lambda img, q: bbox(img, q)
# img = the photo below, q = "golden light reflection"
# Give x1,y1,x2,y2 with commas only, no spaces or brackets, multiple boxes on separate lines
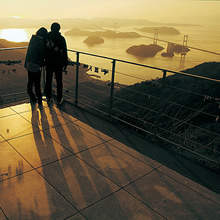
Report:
0,29,28,42
10,16,22,18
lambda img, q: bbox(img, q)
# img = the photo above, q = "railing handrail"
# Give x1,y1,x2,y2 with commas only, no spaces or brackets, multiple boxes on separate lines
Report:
68,48,220,83
0,46,219,171
0,47,28,51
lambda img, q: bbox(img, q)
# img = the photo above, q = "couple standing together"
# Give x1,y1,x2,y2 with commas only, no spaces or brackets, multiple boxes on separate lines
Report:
24,22,68,105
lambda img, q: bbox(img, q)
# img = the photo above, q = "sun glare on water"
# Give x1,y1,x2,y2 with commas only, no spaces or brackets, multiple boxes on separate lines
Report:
0,29,28,42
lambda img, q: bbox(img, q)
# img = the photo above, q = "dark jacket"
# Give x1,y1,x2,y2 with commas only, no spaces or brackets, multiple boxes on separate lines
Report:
24,35,45,68
45,31,68,67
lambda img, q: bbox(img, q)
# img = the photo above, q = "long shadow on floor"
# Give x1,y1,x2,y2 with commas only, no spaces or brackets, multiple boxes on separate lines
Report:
58,102,220,195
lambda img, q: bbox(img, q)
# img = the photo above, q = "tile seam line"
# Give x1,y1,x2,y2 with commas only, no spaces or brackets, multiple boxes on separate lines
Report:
121,163,219,219
119,160,220,207
75,154,126,187
36,170,87,219
75,153,159,191
29,149,130,219
69,120,115,141
2,139,87,218
26,139,113,170
45,106,80,123
10,107,32,115
33,166,87,218
0,206,9,220
0,112,17,118
122,186,168,219
108,140,220,203
34,139,114,170
121,165,164,189
1,138,113,182
2,111,73,142
108,140,162,169
69,188,122,217
73,183,167,220
41,103,82,124
41,119,113,143
16,110,72,131
1,139,42,176
7,103,112,143
79,151,220,214
0,132,74,183
0,156,164,219
8,103,68,124
156,168,220,206
1,107,42,141
74,139,114,154
0,169,36,183
11,105,109,144
39,128,113,156
0,130,39,142
45,103,116,141
64,212,89,220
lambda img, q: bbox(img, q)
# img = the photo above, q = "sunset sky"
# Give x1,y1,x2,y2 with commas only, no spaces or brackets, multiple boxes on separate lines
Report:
1,0,220,24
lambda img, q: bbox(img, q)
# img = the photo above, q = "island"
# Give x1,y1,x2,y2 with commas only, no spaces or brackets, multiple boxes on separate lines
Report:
65,28,141,38
161,42,190,57
126,44,164,57
83,36,104,45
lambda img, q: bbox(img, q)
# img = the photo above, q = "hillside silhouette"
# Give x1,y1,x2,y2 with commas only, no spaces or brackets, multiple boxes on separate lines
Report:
136,27,181,35
0,39,28,59
103,62,220,122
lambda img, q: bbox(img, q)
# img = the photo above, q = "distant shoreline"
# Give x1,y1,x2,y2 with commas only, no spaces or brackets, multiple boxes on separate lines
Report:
0,17,201,29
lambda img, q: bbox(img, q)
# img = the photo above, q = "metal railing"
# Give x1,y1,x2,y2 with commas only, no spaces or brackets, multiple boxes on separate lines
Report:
1,47,220,171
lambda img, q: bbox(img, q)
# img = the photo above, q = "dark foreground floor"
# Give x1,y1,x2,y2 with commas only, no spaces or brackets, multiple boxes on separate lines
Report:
0,100,220,220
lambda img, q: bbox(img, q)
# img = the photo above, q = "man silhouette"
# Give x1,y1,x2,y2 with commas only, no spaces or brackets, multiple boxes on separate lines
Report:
45,22,68,104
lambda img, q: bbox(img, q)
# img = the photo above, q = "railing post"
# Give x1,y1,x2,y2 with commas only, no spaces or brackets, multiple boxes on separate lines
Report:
109,59,116,120
42,66,46,89
154,70,167,137
75,52,80,106
42,66,47,98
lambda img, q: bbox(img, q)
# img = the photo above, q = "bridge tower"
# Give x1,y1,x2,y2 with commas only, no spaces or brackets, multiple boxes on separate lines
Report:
181,35,188,56
153,28,158,44
180,35,188,69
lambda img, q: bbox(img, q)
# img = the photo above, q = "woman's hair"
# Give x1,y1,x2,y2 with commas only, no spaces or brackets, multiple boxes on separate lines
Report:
36,27,48,39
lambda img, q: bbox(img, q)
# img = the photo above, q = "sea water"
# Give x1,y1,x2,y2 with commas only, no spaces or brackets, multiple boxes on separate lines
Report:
0,24,220,85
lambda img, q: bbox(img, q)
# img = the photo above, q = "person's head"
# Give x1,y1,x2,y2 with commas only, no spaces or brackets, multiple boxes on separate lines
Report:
36,27,48,41
51,22,61,33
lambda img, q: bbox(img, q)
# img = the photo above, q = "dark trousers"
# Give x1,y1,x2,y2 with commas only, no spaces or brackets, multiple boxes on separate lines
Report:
27,71,42,101
45,65,63,101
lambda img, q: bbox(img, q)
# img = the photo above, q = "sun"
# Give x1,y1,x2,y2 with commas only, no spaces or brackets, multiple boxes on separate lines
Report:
10,16,22,18
0,29,28,42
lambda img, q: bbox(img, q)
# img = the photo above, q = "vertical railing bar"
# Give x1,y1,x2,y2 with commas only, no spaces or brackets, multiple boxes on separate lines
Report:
154,70,167,137
109,59,116,120
75,52,80,106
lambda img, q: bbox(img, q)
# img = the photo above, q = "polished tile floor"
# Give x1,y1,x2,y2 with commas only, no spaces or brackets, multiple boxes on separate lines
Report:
0,101,220,220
